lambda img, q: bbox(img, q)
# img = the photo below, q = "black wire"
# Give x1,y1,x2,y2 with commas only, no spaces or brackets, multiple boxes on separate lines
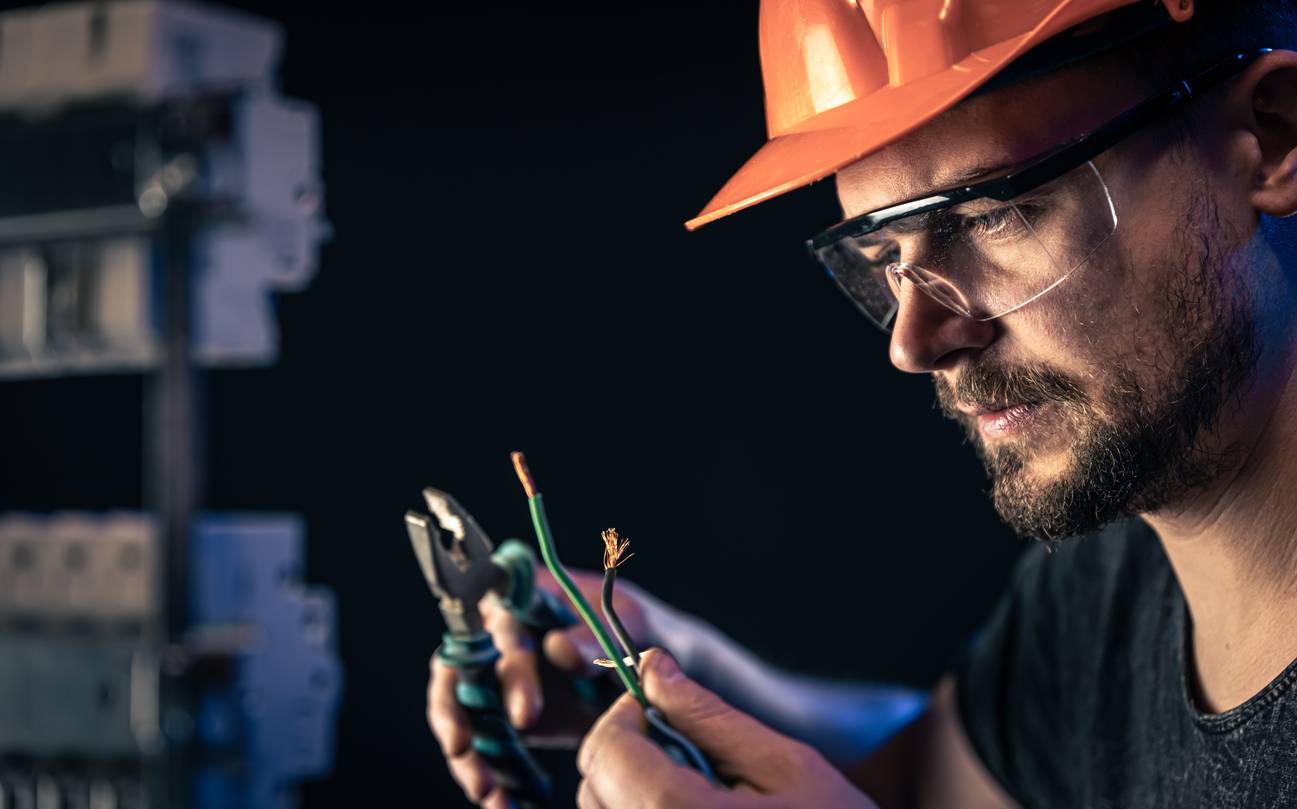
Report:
602,568,640,674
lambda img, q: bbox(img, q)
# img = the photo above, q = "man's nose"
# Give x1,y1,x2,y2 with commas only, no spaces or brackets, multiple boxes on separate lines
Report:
888,280,996,373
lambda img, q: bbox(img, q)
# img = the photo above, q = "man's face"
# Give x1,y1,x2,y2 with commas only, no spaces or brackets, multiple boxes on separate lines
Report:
835,62,1262,541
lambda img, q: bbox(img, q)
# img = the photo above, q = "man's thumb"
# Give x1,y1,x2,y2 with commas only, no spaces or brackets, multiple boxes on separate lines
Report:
639,649,791,781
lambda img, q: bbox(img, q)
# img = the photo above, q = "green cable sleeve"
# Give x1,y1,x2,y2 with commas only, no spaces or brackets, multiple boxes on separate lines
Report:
526,493,647,707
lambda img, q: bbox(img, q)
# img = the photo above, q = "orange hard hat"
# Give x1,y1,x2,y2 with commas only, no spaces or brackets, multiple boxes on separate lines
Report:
685,0,1197,231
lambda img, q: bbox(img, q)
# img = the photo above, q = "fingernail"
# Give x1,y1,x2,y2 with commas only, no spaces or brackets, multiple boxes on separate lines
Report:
650,651,681,682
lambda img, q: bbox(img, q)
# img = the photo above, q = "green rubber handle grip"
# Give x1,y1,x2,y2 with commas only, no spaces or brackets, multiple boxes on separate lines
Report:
439,633,551,808
493,539,574,630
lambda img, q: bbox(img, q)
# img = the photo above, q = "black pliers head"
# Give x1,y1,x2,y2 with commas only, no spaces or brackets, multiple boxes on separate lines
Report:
405,487,507,637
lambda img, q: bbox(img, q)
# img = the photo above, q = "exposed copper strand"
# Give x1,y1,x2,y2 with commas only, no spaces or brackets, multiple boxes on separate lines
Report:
601,528,634,571
511,451,537,498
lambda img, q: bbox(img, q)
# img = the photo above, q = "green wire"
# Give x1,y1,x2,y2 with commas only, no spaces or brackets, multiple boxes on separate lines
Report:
525,492,647,707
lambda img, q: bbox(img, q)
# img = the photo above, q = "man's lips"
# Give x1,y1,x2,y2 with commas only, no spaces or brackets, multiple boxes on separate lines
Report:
957,401,1045,438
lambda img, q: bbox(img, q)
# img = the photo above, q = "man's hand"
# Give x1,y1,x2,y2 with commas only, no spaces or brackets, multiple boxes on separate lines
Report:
427,566,651,808
576,650,881,809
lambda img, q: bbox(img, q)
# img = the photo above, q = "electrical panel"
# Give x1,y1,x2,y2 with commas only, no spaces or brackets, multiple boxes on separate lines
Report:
0,3,341,807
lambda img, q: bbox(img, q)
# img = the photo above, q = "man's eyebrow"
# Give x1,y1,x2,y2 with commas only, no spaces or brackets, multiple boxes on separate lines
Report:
856,158,1021,215
932,160,1018,190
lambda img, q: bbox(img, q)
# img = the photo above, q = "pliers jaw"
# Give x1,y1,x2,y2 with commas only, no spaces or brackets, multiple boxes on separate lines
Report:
405,487,506,637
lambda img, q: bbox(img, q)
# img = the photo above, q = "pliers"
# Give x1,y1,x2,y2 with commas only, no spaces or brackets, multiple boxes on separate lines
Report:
406,487,576,808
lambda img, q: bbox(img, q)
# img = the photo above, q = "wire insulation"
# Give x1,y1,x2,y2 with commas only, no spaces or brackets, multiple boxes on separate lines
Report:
602,569,641,673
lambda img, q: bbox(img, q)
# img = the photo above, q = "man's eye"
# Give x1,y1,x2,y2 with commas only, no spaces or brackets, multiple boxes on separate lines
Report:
961,207,1022,238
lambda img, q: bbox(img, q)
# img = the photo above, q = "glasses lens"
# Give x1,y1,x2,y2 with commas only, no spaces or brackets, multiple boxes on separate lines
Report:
815,161,1118,331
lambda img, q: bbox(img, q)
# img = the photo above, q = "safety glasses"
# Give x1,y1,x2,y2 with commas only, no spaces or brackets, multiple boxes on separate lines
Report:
807,49,1270,332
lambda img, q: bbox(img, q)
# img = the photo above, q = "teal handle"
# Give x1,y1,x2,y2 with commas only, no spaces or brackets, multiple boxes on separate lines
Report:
438,633,551,808
493,539,577,630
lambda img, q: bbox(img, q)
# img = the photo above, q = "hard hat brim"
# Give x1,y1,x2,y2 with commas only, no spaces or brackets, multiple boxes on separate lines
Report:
685,3,1099,231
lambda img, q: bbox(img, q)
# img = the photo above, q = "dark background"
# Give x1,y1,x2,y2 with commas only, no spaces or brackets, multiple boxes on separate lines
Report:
0,3,1027,806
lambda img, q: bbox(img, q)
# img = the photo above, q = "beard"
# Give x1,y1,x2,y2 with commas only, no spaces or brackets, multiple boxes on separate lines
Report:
935,200,1260,542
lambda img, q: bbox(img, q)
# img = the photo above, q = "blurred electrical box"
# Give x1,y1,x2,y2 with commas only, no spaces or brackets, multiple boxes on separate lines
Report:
0,2,340,807
0,0,328,377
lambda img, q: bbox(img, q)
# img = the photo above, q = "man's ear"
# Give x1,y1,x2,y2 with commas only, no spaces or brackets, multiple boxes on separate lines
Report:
1242,52,1297,218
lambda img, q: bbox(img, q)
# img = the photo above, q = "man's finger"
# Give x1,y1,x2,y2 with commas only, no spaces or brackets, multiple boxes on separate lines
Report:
542,625,604,676
577,692,726,809
429,656,471,757
447,750,496,804
637,649,812,792
482,598,544,728
576,779,607,809
481,786,513,809
576,691,644,776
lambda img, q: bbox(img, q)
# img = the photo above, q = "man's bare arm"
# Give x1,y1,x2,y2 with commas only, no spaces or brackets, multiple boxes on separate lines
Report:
644,589,926,767
848,677,1017,809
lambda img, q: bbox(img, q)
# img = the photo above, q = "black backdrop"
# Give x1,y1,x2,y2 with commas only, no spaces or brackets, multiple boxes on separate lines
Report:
0,3,1029,806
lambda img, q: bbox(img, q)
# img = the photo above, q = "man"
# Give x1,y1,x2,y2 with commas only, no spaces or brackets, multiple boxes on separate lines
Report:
429,0,1297,805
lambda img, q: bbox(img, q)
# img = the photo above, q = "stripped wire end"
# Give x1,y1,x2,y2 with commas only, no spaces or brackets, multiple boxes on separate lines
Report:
593,654,644,669
511,451,537,498
601,528,634,571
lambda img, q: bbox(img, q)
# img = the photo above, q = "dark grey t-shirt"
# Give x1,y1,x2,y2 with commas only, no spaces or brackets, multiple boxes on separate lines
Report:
957,519,1297,808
